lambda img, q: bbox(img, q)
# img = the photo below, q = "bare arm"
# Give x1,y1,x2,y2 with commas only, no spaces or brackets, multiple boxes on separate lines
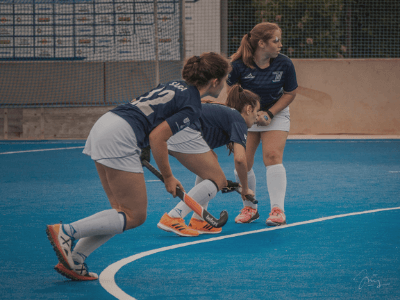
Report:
269,89,297,115
256,89,297,126
149,121,185,197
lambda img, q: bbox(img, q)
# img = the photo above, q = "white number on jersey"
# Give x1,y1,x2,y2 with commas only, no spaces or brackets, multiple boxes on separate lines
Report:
169,82,187,91
130,87,175,116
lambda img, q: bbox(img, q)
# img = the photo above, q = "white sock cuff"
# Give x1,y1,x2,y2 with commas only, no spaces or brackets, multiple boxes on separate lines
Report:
266,164,285,172
188,179,218,203
234,169,255,181
235,168,255,179
70,209,125,239
195,176,204,185
243,200,257,209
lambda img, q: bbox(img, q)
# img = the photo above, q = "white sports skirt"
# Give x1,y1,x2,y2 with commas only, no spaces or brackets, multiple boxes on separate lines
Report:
83,112,144,173
249,106,290,132
167,127,211,154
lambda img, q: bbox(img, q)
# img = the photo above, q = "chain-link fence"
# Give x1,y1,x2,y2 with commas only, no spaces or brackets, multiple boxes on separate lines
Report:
228,0,400,58
1,0,399,108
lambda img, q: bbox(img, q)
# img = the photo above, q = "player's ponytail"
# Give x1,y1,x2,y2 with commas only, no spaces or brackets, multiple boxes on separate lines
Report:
230,22,281,68
226,84,259,113
182,52,230,89
231,33,255,68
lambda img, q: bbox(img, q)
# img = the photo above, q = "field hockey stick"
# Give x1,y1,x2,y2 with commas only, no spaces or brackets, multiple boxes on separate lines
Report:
140,155,228,228
222,180,258,204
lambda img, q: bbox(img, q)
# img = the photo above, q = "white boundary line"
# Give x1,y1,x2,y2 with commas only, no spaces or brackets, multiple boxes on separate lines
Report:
1,138,398,155
0,147,164,183
0,146,85,155
99,206,400,300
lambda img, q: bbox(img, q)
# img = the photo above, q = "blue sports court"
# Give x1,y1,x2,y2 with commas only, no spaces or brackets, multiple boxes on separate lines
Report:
1,138,399,299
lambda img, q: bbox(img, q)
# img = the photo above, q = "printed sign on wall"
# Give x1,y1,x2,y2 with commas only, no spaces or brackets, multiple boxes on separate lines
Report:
0,0,181,61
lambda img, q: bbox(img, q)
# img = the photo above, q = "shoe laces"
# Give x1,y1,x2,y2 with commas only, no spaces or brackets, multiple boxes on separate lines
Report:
166,214,185,224
74,261,89,275
240,206,255,215
172,218,186,226
270,207,283,216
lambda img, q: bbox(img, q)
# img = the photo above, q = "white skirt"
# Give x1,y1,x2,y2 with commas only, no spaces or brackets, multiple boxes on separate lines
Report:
167,127,211,154
249,106,290,132
83,112,143,173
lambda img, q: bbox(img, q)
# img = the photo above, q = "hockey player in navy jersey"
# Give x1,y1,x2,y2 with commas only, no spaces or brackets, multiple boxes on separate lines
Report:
227,22,298,226
157,85,260,237
45,52,230,280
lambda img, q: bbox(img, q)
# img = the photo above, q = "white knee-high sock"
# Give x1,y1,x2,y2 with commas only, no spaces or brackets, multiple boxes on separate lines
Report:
168,177,201,219
194,175,204,185
266,164,286,211
234,168,257,209
191,175,209,217
190,179,218,220
63,209,125,239
72,234,114,264
168,179,218,220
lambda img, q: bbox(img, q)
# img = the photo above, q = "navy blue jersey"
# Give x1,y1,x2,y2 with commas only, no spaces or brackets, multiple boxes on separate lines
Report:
190,103,248,150
112,81,202,148
227,54,298,111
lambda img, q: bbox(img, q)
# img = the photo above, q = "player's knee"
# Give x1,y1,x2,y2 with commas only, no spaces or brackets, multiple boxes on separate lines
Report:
211,176,226,191
218,179,227,191
125,210,147,230
263,150,282,165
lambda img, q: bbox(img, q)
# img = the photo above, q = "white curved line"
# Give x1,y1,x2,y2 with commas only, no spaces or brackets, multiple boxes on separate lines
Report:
100,206,400,300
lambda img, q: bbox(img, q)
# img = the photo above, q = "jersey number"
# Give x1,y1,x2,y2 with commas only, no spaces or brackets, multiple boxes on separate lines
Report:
130,87,175,116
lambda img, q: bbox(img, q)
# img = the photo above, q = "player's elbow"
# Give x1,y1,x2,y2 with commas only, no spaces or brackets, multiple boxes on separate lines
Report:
285,89,297,101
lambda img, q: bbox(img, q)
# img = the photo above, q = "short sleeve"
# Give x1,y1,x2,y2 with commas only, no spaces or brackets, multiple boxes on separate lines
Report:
165,106,201,135
283,61,298,92
229,121,248,149
227,62,240,86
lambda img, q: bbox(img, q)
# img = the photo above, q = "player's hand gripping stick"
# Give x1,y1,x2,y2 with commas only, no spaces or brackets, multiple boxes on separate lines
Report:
221,180,258,204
